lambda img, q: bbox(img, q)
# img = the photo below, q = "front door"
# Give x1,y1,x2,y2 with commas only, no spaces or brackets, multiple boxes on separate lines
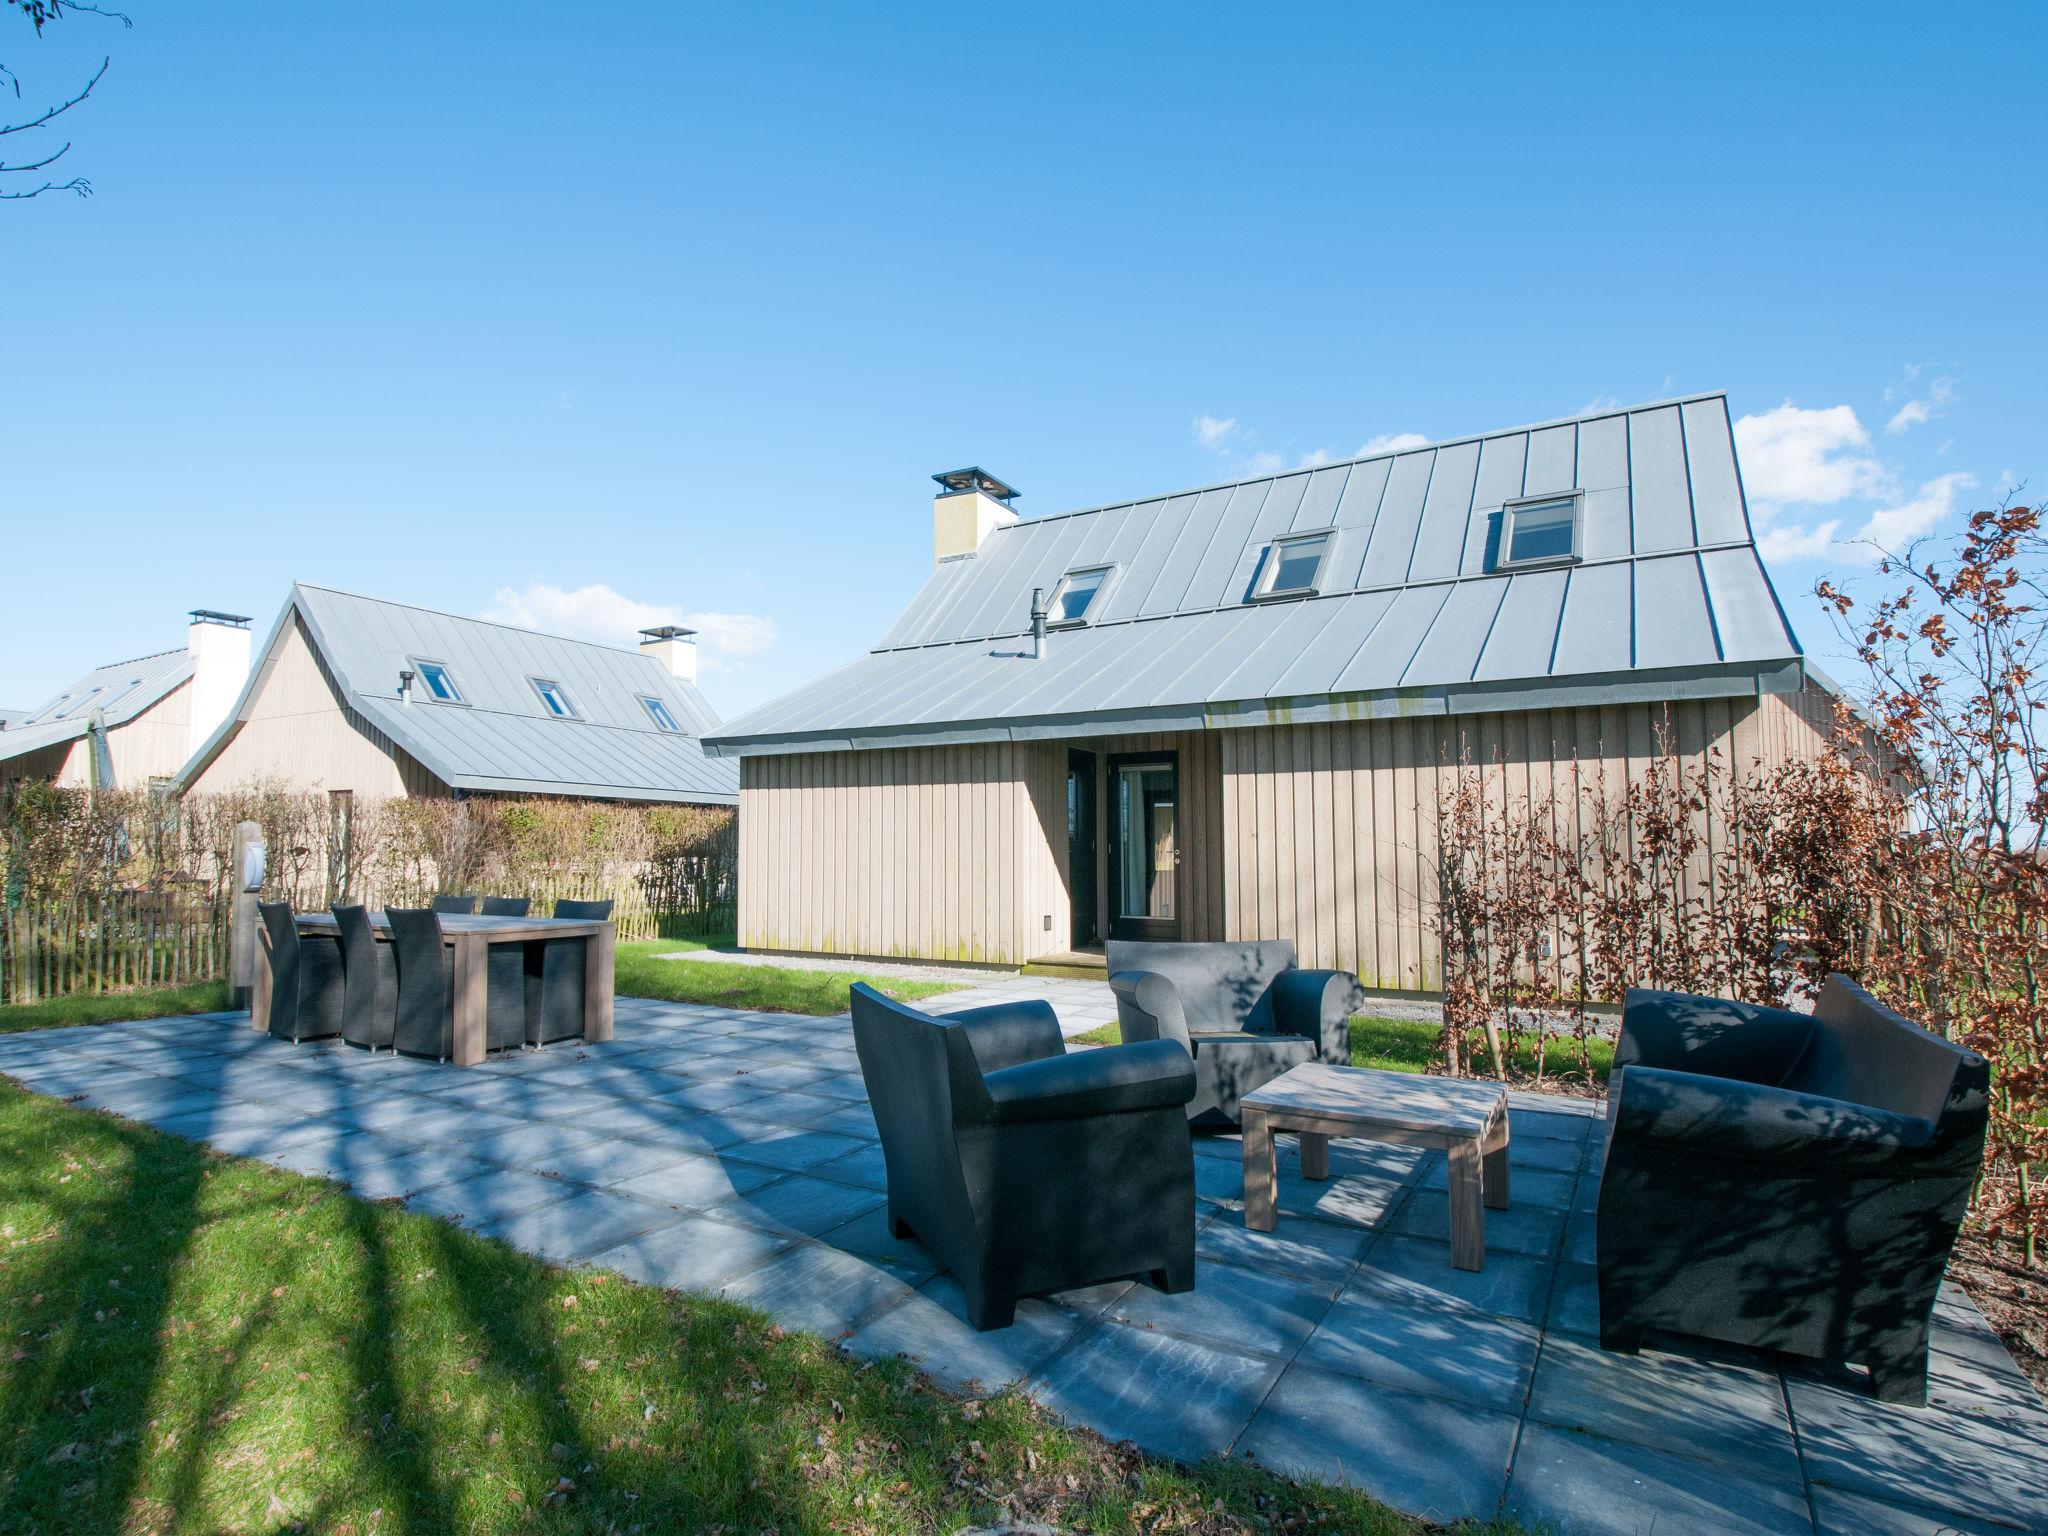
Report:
1067,749,1099,949
1107,752,1179,941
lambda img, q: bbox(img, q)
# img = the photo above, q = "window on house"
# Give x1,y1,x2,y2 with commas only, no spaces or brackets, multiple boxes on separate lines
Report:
1046,564,1116,627
529,677,578,719
1501,494,1582,567
1251,530,1332,600
640,695,682,733
409,659,464,704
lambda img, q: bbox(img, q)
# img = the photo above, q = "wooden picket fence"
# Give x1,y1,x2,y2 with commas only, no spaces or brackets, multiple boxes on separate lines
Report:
1,888,229,1005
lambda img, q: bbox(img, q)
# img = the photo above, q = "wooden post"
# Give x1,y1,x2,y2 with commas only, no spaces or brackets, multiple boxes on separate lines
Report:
583,922,615,1044
229,821,264,1015
451,934,488,1066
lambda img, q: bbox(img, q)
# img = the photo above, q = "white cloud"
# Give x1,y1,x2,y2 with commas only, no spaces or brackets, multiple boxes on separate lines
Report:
482,582,776,671
1854,472,1976,551
1241,450,1284,473
1358,431,1429,456
1297,448,1334,469
1731,402,1886,511
1193,414,1239,450
1885,399,1931,433
1580,394,1623,415
1757,520,1843,564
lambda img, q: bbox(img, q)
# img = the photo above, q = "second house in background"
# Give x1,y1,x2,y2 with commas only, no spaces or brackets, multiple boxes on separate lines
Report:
175,584,736,807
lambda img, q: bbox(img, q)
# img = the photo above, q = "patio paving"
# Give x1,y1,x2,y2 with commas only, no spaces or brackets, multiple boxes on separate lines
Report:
3,995,2044,1534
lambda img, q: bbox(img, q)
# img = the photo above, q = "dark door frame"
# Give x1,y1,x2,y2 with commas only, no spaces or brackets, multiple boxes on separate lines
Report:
1066,748,1100,950
1105,748,1181,942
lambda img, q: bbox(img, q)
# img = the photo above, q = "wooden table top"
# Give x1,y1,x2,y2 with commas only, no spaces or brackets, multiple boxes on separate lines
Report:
1241,1061,1508,1138
292,912,612,942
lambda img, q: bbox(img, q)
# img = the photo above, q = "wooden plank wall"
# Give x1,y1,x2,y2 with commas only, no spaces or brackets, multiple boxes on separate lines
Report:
186,616,443,799
738,741,1070,964
1217,689,1837,991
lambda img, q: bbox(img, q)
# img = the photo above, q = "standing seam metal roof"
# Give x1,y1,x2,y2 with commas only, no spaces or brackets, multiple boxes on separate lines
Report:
706,393,1806,755
178,585,738,804
0,648,195,765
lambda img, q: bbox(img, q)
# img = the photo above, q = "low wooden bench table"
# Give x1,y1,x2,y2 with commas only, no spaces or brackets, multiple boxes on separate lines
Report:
1240,1061,1510,1271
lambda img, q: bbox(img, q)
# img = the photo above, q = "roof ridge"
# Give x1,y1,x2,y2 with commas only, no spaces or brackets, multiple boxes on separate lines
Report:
293,582,679,664
996,390,1733,533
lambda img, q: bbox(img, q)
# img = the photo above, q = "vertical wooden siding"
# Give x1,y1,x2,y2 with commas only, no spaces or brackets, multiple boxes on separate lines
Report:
740,741,1069,964
1219,689,1837,990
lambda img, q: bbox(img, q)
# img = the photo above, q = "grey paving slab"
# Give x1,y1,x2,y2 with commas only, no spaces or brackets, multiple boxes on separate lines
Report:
404,1167,580,1227
736,1089,849,1127
1527,1333,1801,1482
1194,1209,1372,1285
1504,1420,1818,1536
588,1213,791,1292
606,1153,783,1211
340,1142,497,1201
717,1240,923,1339
805,1102,880,1140
1787,1374,2048,1531
511,1136,700,1187
483,1187,683,1265
1387,1184,1568,1257
723,1125,870,1172
1418,1158,1577,1210
719,1174,885,1237
844,1275,1088,1394
808,1141,888,1191
1024,1318,1283,1464
1810,1485,2027,1536
1237,1362,1518,1526
1109,1258,1339,1361
815,1205,939,1275
460,1121,608,1168
1509,1106,1594,1142
151,1098,306,1140
1545,1260,1601,1337
539,1098,712,1144
1299,1289,1541,1406
1344,1233,1556,1326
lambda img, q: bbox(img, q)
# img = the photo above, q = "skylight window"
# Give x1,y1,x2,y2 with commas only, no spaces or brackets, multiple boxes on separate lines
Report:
409,659,464,704
1501,494,1582,568
1251,530,1332,600
1046,564,1116,627
640,695,682,733
530,677,579,719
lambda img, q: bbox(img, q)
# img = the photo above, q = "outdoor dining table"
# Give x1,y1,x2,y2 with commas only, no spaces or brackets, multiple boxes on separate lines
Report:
257,911,616,1065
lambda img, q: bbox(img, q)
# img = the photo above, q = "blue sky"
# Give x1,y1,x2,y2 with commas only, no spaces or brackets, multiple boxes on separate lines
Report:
3,0,2041,718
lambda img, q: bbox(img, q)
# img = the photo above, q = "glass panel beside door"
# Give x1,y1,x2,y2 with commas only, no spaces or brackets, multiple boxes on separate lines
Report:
1109,756,1178,940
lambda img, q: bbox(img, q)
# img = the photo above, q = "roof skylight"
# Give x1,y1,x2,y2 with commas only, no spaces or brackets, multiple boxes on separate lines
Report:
1500,493,1582,568
1251,530,1332,600
530,677,579,720
1046,565,1116,628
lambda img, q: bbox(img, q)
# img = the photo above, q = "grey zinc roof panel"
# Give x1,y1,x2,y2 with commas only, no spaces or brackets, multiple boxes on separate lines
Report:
1401,579,1509,688
1628,405,1696,554
1356,452,1434,588
1631,556,1721,670
1682,397,1751,545
1473,568,1572,683
1700,547,1797,662
1406,439,1482,582
1550,561,1635,675
877,563,966,650
278,585,736,803
1175,479,1276,613
1523,423,1577,496
0,647,195,761
707,393,1808,752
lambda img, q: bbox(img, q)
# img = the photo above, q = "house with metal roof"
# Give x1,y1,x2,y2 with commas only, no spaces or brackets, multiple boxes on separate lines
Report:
176,584,738,806
0,612,254,790
705,393,1846,986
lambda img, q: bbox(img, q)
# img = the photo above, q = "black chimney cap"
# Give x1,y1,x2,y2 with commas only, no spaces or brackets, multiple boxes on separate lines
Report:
931,467,1019,504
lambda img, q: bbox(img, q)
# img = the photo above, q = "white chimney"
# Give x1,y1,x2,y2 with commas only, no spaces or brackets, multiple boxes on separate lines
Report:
932,467,1019,566
639,624,699,685
186,610,253,756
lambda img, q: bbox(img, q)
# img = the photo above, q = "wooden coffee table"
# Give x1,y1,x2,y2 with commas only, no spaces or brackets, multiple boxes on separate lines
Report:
1240,1061,1510,1271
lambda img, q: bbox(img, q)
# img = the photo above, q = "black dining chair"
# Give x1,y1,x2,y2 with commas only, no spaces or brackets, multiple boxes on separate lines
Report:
331,904,396,1051
527,898,612,1046
431,894,478,916
388,907,454,1060
476,897,532,1047
258,901,344,1043
480,896,531,917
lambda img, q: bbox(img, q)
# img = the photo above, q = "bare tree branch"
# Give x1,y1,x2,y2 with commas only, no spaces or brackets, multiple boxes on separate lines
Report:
0,51,103,135
0,171,86,197
0,134,68,172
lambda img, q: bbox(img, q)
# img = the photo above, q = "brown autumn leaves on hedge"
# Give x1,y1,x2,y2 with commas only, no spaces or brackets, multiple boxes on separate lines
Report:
1430,498,2048,1261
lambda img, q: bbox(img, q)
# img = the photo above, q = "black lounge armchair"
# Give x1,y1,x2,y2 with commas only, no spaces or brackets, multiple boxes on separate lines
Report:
387,907,454,1059
332,904,396,1051
1597,974,1990,1403
527,898,612,1046
850,983,1198,1331
258,901,343,1042
1107,939,1362,1127
480,895,531,917
431,894,478,915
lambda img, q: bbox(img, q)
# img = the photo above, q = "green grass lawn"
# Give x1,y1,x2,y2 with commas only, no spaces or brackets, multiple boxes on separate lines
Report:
1073,1013,1614,1088
616,939,961,1016
0,1080,1431,1535
0,981,231,1037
